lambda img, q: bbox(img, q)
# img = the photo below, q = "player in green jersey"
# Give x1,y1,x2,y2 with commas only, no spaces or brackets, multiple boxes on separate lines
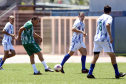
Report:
16,16,54,75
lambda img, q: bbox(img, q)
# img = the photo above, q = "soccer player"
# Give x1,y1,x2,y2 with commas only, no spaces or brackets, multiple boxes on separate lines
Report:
0,15,16,70
87,5,126,78
16,16,54,75
60,12,89,73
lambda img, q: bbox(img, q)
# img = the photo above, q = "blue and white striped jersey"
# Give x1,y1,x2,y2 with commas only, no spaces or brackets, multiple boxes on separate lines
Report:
94,14,113,42
2,22,14,44
71,19,85,42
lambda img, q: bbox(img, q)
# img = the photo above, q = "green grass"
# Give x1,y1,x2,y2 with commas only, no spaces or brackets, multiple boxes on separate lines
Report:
0,63,126,84
115,53,126,56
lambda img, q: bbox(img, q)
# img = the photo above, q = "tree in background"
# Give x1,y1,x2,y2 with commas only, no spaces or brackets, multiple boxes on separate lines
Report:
49,0,89,5
50,0,54,3
73,0,89,5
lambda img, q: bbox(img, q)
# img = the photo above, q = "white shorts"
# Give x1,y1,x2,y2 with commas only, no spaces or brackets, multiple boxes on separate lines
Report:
93,41,114,52
69,41,86,52
3,43,15,51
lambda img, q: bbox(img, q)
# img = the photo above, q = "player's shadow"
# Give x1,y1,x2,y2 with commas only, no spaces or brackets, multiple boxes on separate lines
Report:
30,74,43,75
29,74,48,75
77,73,125,79
98,78,125,79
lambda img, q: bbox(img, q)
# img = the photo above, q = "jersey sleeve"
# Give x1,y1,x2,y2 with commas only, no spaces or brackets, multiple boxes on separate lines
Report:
3,23,10,31
106,16,113,25
24,22,33,30
73,20,81,28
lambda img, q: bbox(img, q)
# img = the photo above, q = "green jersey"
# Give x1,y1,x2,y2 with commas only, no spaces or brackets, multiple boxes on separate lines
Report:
21,20,35,45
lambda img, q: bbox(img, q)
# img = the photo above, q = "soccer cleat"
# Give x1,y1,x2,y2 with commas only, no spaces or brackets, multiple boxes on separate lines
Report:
82,68,89,73
115,72,126,78
87,74,95,78
0,67,4,70
61,67,65,73
45,67,54,72
34,71,42,75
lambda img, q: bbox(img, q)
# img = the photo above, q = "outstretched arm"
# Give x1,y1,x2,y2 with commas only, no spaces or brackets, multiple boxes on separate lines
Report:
16,26,25,40
33,32,42,42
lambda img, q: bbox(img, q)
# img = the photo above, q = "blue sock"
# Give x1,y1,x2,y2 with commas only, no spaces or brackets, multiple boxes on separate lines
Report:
88,64,95,75
0,57,3,67
81,55,86,69
60,54,70,66
113,64,119,75
0,57,2,60
0,60,4,67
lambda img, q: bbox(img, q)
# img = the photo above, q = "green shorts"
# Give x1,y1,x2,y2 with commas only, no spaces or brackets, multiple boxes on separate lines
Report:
23,43,42,56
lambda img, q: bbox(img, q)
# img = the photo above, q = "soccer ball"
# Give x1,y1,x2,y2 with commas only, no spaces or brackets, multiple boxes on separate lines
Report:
54,64,62,72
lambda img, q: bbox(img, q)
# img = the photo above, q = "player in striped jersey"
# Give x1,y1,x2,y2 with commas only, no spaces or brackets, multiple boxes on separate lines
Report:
0,15,16,70
60,12,89,73
87,5,126,78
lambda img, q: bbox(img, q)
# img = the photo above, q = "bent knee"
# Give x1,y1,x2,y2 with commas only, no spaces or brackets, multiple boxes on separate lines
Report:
12,52,16,56
82,52,87,56
13,53,16,56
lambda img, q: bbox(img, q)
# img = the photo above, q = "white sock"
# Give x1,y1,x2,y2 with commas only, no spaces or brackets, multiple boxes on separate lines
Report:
32,64,38,73
41,61,48,69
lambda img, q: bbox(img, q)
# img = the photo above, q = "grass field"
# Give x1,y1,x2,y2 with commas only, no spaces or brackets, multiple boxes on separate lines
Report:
0,63,126,84
115,53,126,56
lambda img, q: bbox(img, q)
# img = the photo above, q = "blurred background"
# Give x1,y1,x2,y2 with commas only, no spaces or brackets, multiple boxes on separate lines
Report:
0,0,126,56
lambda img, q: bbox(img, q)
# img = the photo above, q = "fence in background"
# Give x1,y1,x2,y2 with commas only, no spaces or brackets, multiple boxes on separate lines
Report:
0,10,126,55
40,16,102,56
0,12,107,56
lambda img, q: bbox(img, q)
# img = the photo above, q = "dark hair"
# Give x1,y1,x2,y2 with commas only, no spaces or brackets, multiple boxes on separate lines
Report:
104,5,111,13
31,16,39,20
78,12,85,16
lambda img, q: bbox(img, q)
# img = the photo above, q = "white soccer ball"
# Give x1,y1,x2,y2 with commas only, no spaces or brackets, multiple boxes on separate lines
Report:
54,64,62,72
